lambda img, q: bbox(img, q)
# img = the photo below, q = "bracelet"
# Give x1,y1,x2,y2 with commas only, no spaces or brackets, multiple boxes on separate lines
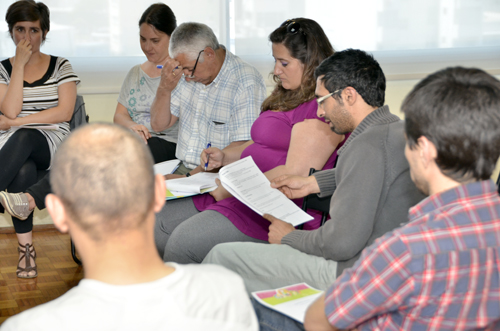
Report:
186,172,191,177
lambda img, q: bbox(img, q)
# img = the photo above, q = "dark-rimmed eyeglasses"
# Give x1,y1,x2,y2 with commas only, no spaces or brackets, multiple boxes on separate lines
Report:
281,20,306,36
317,89,342,106
185,50,204,79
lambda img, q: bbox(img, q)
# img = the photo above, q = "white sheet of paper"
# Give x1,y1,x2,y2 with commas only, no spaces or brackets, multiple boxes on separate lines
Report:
219,156,313,226
166,172,219,193
154,159,180,175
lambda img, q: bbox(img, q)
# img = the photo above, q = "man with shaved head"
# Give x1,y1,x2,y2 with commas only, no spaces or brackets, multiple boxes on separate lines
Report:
1,123,258,331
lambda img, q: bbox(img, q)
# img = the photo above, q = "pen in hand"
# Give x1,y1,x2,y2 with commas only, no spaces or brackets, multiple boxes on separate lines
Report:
204,142,212,171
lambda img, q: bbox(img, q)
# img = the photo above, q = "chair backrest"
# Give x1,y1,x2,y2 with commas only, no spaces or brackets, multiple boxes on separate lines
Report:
69,95,88,130
496,171,500,195
301,168,332,227
37,95,88,181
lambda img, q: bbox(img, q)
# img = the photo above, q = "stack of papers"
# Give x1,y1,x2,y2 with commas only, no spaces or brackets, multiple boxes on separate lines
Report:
219,156,313,226
252,283,324,323
165,172,219,200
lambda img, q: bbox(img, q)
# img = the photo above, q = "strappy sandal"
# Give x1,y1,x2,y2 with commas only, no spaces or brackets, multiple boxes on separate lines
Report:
17,242,37,279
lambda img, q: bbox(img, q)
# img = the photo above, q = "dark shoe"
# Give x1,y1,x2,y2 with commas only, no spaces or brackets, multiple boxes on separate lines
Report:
0,191,31,220
17,242,37,279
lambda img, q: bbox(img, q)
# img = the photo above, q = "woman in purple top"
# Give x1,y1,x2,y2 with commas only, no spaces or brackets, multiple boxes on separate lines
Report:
154,18,345,263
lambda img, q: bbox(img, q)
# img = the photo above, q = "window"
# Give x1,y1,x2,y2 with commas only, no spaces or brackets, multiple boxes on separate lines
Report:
1,0,498,93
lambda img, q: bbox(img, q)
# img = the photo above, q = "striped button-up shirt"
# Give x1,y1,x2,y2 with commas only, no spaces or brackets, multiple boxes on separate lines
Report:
171,47,266,169
325,180,500,330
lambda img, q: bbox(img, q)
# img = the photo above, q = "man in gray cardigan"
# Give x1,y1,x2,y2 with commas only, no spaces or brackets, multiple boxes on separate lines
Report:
203,49,425,292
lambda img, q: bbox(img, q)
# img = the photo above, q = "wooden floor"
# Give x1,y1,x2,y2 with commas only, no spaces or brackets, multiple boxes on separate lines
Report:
0,228,84,325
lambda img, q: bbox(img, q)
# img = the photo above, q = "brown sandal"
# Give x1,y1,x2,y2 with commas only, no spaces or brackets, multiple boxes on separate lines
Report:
17,242,37,279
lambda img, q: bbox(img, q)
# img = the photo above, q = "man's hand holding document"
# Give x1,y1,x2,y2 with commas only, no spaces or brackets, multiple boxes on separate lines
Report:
219,156,313,227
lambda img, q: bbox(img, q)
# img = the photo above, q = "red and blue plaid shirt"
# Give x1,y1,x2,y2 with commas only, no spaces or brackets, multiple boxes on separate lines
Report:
325,180,500,330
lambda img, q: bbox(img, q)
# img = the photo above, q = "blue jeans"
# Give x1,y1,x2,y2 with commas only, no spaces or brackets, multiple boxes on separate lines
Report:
252,298,305,331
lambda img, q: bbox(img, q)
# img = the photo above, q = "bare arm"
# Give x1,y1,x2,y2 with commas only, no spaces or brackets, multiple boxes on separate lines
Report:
114,102,151,143
265,119,343,181
4,81,76,127
150,57,181,132
0,40,32,118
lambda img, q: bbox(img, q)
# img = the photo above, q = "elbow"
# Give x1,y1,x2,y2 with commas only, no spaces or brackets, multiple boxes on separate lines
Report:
150,121,163,133
63,111,73,122
3,113,17,120
0,107,18,120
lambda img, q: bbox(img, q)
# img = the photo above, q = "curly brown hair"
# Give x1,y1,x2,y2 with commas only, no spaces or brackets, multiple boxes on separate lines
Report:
261,18,334,112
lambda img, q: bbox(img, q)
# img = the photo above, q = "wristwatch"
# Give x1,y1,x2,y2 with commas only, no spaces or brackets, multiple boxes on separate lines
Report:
185,172,191,177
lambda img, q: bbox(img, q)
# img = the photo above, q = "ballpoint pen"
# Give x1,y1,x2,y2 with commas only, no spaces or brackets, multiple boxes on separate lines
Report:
204,142,212,171
157,65,180,70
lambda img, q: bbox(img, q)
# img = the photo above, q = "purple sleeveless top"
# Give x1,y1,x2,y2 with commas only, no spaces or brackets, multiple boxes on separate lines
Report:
193,99,346,241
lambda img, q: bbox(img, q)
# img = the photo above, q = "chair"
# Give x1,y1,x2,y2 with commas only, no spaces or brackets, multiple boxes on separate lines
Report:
36,95,88,265
496,171,500,195
299,168,332,229
68,95,87,265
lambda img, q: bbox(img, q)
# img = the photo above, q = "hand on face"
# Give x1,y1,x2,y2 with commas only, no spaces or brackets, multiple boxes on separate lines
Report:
158,57,183,92
14,39,32,67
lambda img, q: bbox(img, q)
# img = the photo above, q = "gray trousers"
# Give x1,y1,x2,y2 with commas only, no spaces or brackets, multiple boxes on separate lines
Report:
154,197,267,264
203,242,338,293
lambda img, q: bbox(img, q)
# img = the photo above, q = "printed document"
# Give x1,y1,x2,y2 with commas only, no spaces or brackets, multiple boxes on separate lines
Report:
219,156,313,226
252,283,324,323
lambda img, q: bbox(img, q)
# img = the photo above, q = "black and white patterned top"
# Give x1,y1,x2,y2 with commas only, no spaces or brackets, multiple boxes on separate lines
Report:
0,56,80,167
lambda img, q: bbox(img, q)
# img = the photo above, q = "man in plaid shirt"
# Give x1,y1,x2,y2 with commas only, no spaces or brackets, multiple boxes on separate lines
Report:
252,67,500,330
301,67,500,330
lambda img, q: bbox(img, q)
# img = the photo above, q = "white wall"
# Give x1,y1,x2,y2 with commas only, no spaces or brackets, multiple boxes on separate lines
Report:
2,75,500,228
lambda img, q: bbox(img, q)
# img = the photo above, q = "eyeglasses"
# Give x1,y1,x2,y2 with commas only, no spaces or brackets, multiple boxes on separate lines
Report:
317,89,341,106
185,50,204,79
281,20,306,36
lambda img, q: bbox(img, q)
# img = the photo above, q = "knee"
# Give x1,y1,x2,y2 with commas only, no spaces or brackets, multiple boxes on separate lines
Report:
164,232,200,264
10,129,36,147
203,242,239,265
9,161,37,192
203,243,225,264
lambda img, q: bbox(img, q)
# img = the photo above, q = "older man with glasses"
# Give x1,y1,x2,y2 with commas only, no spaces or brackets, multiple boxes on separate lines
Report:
150,22,266,177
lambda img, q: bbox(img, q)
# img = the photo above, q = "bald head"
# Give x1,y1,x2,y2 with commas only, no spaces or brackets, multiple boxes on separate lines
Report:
50,123,156,240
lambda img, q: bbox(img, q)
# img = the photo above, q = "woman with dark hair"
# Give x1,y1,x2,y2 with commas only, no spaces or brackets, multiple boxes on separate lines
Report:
113,3,179,163
0,0,80,278
155,18,347,264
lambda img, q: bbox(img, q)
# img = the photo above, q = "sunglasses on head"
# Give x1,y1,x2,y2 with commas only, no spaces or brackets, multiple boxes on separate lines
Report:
281,19,306,36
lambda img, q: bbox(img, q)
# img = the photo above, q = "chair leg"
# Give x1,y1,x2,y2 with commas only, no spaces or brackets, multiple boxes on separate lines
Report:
71,239,82,265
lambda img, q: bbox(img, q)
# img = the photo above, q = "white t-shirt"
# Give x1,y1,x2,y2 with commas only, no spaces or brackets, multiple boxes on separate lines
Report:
0,263,258,331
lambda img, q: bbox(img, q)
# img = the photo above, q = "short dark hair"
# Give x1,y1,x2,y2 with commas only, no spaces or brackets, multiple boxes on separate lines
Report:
314,49,386,108
403,67,500,182
139,3,176,36
50,123,156,241
6,0,50,40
